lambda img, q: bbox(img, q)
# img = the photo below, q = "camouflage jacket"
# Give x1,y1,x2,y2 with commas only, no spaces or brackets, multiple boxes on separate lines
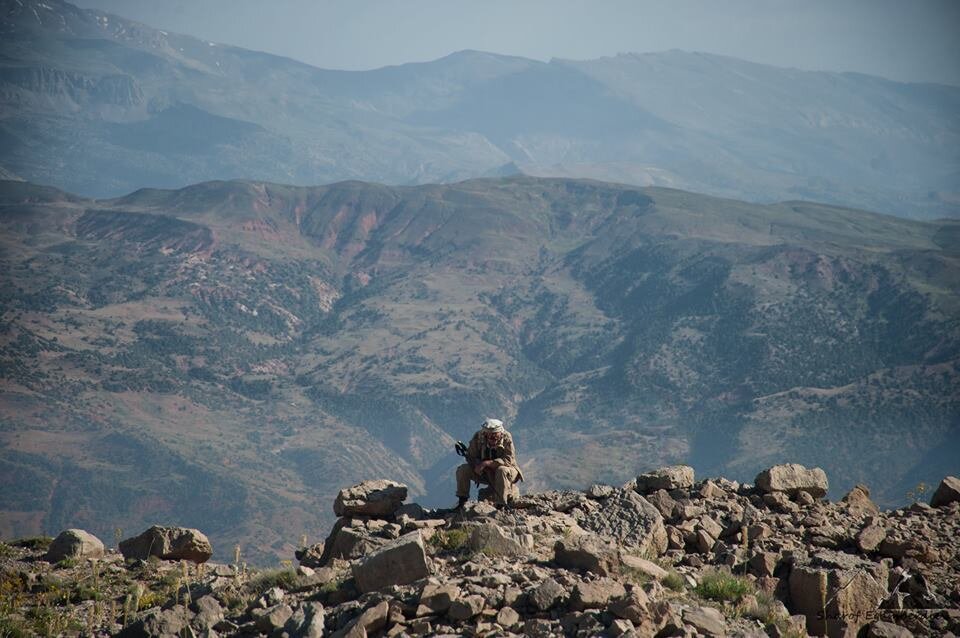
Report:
465,430,524,482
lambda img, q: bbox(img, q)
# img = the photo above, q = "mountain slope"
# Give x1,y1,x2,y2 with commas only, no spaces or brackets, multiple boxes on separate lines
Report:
1,176,957,563
1,0,958,218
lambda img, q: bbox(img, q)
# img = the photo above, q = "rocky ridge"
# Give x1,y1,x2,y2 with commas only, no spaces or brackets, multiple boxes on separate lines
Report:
0,466,958,637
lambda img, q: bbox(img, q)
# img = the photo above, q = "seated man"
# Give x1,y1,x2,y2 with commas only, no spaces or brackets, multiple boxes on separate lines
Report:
455,418,524,509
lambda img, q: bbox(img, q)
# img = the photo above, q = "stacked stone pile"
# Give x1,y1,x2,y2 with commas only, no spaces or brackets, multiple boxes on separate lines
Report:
0,469,957,637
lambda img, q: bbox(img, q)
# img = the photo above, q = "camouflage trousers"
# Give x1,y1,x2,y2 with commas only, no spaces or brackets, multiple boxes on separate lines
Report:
456,463,520,505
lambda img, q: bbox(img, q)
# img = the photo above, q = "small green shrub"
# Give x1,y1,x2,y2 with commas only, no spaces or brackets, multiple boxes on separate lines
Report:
11,537,52,551
248,568,298,594
0,543,14,559
694,568,754,603
662,569,686,592
55,558,79,569
427,528,470,552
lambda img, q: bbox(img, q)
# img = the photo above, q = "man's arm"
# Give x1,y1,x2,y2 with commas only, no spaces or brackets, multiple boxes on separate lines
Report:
490,434,517,468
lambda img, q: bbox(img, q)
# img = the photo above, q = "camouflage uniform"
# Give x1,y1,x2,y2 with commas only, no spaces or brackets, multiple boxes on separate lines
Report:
455,429,524,505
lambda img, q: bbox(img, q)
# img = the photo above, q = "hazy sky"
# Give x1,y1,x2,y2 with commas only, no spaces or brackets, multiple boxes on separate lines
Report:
72,0,960,85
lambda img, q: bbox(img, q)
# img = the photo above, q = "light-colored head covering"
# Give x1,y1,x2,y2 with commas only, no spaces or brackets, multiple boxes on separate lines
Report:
481,418,505,433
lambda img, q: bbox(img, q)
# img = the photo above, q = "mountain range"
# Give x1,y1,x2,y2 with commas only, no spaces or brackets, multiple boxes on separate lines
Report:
1,0,959,219
1,175,957,563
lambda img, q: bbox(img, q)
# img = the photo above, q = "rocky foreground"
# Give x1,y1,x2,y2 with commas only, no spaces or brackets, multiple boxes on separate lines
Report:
1,466,958,638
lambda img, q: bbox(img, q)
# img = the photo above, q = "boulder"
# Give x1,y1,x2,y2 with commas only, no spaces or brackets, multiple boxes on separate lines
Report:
635,465,695,492
352,531,430,593
755,463,828,498
554,531,622,576
856,524,887,553
191,595,224,629
607,589,650,623
45,529,105,563
416,581,461,616
124,605,188,637
574,489,667,557
334,479,408,518
254,604,293,633
341,601,389,638
318,519,387,565
447,594,484,621
569,577,626,611
788,551,888,638
683,605,727,636
929,476,960,508
620,554,668,580
283,601,325,638
119,526,212,563
465,522,526,557
841,484,879,515
866,621,914,638
496,606,520,628
528,577,565,611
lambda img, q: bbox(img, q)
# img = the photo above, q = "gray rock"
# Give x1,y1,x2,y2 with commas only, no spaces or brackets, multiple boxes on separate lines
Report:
352,531,430,593
554,531,622,576
416,581,461,615
125,605,188,637
191,595,224,630
496,606,520,628
466,522,527,557
683,605,727,636
646,489,678,520
929,476,960,508
529,577,565,611
334,479,408,518
635,465,695,492
447,594,484,620
755,463,828,498
45,529,105,563
284,602,325,638
574,489,667,557
587,484,615,499
119,526,213,563
254,604,293,633
318,518,388,565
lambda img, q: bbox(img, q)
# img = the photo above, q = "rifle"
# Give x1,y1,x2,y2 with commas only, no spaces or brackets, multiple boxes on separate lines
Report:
455,440,468,457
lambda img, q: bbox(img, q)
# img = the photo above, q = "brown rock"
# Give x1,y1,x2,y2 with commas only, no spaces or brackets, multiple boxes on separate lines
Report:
119,526,213,563
646,489,677,519
334,479,408,518
255,604,294,633
841,484,880,515
929,476,960,508
748,551,779,577
554,532,622,576
342,601,389,638
683,605,727,636
45,529,105,563
755,463,829,498
866,620,914,637
788,551,888,638
857,524,887,553
608,589,650,623
569,577,626,611
620,554,668,580
352,531,430,593
694,529,716,554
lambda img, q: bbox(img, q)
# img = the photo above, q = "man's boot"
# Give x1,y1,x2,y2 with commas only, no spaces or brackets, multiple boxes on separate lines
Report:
452,496,468,511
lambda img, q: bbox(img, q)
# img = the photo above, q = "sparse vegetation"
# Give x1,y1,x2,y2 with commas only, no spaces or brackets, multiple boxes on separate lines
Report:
426,528,470,553
662,569,686,592
248,568,298,594
693,568,755,603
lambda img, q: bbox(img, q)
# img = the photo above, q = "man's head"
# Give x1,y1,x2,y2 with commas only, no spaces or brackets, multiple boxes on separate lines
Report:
481,418,505,446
